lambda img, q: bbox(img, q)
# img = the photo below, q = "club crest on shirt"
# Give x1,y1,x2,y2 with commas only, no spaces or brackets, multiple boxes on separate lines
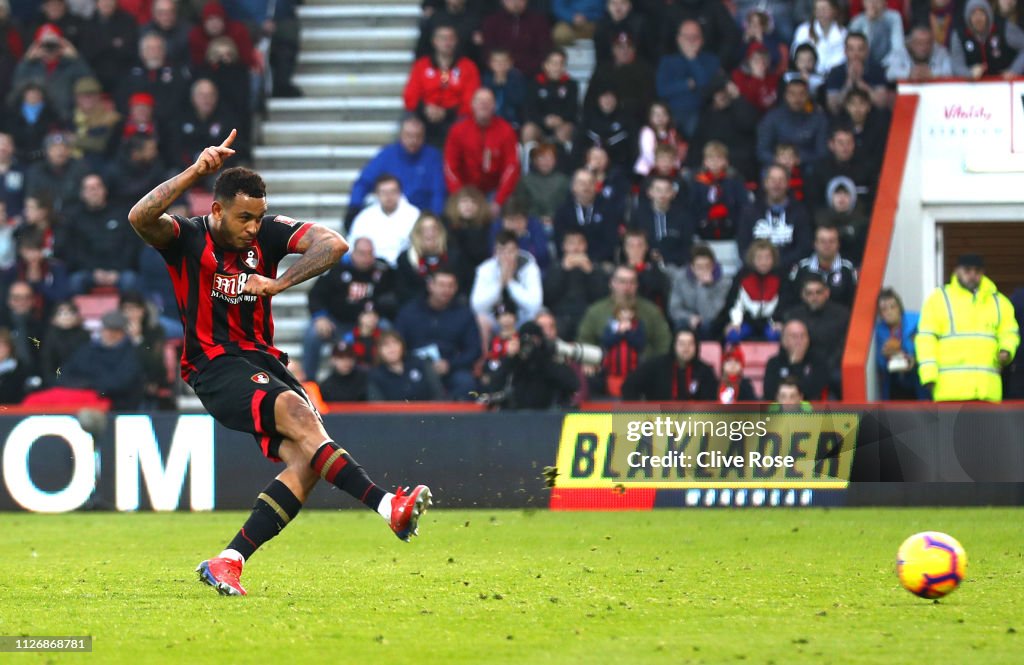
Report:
242,247,261,270
251,372,270,384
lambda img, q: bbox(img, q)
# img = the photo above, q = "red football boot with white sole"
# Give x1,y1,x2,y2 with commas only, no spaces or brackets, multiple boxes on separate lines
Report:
390,485,431,542
196,557,247,596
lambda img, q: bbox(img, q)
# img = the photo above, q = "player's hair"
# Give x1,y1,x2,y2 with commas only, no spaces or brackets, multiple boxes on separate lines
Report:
214,167,266,202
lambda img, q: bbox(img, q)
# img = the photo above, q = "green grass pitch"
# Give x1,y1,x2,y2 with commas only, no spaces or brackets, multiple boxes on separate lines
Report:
0,508,1021,664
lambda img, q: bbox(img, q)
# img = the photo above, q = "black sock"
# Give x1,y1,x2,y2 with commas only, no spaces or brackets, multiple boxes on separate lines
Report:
226,479,303,561
310,441,387,509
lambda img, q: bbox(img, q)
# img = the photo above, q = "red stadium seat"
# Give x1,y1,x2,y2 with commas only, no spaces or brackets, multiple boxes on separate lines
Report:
740,341,779,399
73,294,120,333
699,342,722,379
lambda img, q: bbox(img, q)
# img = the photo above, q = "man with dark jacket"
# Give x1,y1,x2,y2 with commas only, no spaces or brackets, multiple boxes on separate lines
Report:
61,173,140,294
630,174,695,267
481,0,553,77
11,22,92,121
543,229,609,339
656,0,741,69
318,341,368,402
302,237,397,378
553,169,620,265
593,0,653,65
621,328,718,400
783,272,850,378
951,0,1024,79
756,78,828,170
785,224,858,309
58,309,142,409
394,269,482,399
736,164,812,271
116,32,191,126
25,131,89,215
807,126,875,212
78,0,138,95
763,318,829,401
584,30,655,125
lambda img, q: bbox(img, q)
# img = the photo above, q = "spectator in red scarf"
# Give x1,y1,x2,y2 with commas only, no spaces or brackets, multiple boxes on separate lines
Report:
11,23,92,122
621,327,717,400
688,141,749,241
345,307,383,369
718,344,758,403
773,143,806,206
599,302,645,397
396,212,461,302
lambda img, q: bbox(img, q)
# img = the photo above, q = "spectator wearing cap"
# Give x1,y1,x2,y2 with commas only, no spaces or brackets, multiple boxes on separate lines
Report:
543,228,608,339
141,0,190,68
791,0,847,75
849,0,907,71
593,0,652,65
808,126,874,213
916,254,1019,402
394,269,481,399
0,279,45,375
887,25,953,83
950,0,1024,80
25,131,89,215
583,30,655,126
718,344,758,402
70,76,121,169
404,22,481,148
319,341,368,402
303,236,398,379
57,308,143,409
168,78,247,172
11,22,93,122
621,328,718,401
444,88,521,213
874,287,926,400
669,244,730,339
471,229,543,337
786,223,858,310
348,174,421,267
398,212,462,302
367,330,444,402
119,289,171,408
481,0,553,78
731,42,779,116
686,74,760,183
763,318,829,401
783,272,850,393
79,0,138,95
815,176,868,265
0,132,26,221
187,0,255,70
61,172,140,294
756,78,828,172
117,32,191,128
28,0,84,49
824,32,891,116
656,20,722,139
347,117,445,225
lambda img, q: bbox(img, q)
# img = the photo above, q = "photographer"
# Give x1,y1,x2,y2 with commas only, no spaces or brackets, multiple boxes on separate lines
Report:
481,320,579,410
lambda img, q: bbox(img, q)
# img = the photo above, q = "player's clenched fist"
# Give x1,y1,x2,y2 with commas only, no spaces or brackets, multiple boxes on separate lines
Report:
242,273,281,297
194,129,237,175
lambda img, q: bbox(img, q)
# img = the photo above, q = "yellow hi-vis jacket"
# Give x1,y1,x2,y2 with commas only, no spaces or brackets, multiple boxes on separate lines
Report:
915,275,1020,402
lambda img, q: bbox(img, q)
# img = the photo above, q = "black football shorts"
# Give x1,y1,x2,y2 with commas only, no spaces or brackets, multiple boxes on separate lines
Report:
191,352,320,462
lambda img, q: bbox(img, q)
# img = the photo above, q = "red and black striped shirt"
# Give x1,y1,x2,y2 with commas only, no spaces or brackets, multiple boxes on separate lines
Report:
157,213,313,383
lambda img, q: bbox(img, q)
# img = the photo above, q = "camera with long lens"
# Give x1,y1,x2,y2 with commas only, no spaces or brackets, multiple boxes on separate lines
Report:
553,339,603,366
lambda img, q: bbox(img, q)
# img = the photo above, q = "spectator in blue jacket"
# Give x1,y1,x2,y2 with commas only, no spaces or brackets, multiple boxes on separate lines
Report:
655,20,721,138
482,48,527,130
874,288,926,400
552,0,606,46
347,117,446,223
489,199,551,272
756,77,828,171
394,268,482,399
367,330,444,402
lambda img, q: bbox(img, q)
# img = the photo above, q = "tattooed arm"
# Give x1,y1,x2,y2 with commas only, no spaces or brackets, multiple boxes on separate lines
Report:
243,224,348,297
128,129,237,247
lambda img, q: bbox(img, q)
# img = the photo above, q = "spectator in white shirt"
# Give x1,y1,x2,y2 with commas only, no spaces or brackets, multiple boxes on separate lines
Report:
471,229,543,338
791,0,848,75
347,174,421,267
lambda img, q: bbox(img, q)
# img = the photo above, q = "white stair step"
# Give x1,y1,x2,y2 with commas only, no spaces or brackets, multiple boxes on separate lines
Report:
255,144,379,169
266,193,350,220
304,0,418,5
266,95,405,122
301,26,417,51
298,5,420,28
273,318,310,336
292,72,407,96
262,168,359,193
262,121,397,146
297,50,414,75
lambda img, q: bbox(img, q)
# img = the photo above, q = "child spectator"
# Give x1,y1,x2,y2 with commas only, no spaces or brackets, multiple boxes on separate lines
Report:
718,344,758,402
319,341,368,402
720,239,783,344
782,43,826,99
815,177,869,265
688,141,749,241
522,47,578,147
633,101,686,178
737,8,789,76
482,48,526,130
345,306,382,369
731,43,780,115
600,302,646,397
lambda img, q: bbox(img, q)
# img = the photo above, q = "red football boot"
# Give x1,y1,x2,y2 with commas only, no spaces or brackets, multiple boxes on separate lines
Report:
390,485,431,542
196,557,247,596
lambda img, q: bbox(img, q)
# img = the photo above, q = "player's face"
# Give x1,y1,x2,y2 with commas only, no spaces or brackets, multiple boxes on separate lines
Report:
213,194,268,250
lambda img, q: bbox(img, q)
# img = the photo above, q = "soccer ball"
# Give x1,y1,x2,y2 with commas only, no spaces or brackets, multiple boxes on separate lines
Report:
896,531,967,599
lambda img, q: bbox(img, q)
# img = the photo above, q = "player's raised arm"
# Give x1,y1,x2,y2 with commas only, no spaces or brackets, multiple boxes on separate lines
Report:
128,129,238,247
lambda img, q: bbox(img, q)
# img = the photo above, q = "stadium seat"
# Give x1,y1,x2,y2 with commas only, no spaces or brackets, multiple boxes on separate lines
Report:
699,341,722,378
706,240,741,279
740,341,779,399
189,190,214,217
73,294,120,333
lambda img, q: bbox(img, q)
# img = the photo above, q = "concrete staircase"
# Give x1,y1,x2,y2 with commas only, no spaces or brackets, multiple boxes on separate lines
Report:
256,0,418,359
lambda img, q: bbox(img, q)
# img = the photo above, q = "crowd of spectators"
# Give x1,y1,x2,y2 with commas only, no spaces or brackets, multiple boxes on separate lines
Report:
0,0,303,408
307,0,1024,406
